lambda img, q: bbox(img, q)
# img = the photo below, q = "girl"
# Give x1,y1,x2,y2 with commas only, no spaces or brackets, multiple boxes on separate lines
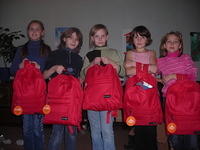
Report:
10,20,51,150
43,27,83,150
157,31,198,150
124,25,162,150
80,24,124,150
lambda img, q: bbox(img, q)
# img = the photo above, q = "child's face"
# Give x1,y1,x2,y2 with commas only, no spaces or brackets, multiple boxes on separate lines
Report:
164,34,181,53
133,33,147,50
28,23,44,41
64,32,79,50
92,29,108,47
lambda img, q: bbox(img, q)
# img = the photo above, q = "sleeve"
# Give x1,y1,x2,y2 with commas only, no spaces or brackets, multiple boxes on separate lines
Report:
43,52,54,71
76,56,83,77
176,74,189,80
156,58,161,72
80,54,90,80
112,50,125,77
9,48,22,76
183,55,198,81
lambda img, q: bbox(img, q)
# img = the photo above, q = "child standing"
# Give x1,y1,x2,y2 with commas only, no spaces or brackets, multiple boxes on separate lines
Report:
10,20,51,150
157,31,199,150
80,24,124,150
124,25,162,150
43,27,83,150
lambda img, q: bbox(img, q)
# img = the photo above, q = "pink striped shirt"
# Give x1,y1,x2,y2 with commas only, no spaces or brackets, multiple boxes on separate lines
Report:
157,54,197,96
131,50,151,64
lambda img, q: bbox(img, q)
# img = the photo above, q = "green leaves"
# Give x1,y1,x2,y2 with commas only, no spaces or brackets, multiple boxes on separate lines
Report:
0,27,25,67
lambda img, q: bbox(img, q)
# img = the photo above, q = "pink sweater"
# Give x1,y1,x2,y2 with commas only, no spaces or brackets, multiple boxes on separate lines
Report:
157,54,197,96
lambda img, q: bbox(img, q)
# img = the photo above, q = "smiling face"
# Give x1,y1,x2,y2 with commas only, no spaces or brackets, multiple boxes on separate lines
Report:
27,22,44,41
64,32,79,50
133,33,147,51
92,29,108,47
164,34,181,53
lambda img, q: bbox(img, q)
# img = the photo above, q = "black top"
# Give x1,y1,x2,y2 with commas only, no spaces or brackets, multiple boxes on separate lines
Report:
86,50,101,63
86,50,106,66
44,48,83,78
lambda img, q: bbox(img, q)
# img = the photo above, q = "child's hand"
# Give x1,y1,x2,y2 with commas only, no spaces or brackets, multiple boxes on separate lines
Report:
19,58,28,69
31,61,40,69
101,57,110,64
102,57,119,72
156,78,164,83
92,57,101,65
163,74,176,83
149,64,157,74
54,65,65,74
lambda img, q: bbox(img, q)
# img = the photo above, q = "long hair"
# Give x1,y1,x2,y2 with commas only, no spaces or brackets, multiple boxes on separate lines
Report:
21,20,51,58
159,31,183,57
58,27,83,54
89,24,108,49
129,25,152,47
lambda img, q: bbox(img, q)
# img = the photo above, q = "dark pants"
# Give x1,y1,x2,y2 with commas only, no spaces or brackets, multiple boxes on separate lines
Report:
169,134,199,150
134,126,157,150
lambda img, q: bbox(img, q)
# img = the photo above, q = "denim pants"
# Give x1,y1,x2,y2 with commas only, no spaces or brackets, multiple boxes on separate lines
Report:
169,134,199,150
88,110,115,150
48,124,77,150
22,114,44,150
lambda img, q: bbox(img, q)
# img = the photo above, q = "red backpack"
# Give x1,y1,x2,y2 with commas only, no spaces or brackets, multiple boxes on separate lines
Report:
165,79,200,135
124,62,162,126
83,64,123,111
12,60,46,115
43,73,83,127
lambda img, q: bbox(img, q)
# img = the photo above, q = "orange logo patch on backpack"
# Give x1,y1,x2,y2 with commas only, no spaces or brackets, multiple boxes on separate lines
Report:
13,106,23,116
43,104,51,114
126,116,136,126
167,123,177,133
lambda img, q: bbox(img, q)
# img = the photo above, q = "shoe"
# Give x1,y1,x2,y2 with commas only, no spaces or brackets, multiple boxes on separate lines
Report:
0,134,12,144
2,139,12,144
16,139,24,146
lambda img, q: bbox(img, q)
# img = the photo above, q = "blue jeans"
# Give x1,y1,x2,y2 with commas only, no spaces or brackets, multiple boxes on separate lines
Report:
169,134,199,150
22,114,44,150
88,110,115,150
48,124,77,150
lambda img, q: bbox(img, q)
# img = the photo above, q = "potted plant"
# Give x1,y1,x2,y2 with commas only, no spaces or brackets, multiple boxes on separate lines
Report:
0,27,25,81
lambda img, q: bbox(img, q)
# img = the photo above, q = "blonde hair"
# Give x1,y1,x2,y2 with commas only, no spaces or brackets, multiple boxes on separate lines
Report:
159,31,183,57
89,24,108,48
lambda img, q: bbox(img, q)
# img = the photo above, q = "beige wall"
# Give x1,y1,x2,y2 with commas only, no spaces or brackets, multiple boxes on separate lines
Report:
0,0,200,79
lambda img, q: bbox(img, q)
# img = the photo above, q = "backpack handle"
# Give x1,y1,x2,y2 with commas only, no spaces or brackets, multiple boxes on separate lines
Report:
23,59,31,67
23,60,36,68
136,62,149,75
